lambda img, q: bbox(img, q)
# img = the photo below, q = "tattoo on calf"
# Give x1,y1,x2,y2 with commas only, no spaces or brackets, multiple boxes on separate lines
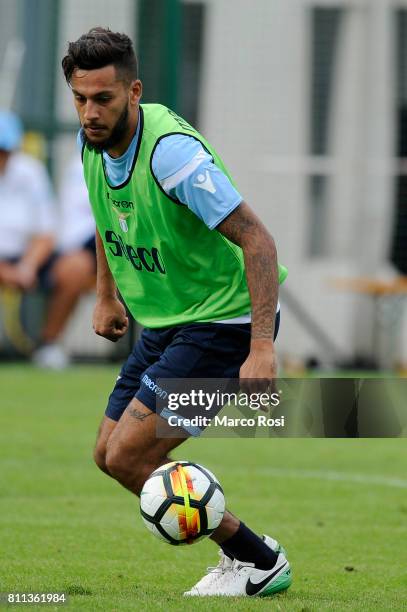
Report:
127,405,153,420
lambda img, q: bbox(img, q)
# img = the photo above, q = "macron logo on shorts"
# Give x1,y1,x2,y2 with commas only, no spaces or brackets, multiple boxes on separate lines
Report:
142,374,168,399
193,170,216,194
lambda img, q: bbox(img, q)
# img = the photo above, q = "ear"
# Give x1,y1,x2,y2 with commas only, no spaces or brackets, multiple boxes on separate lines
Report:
129,79,142,106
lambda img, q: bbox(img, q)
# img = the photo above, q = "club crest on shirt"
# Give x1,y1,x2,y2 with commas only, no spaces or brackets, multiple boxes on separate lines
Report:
106,191,133,232
110,206,131,232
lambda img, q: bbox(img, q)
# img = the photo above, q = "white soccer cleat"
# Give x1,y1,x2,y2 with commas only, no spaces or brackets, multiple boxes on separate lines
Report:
183,549,233,596
184,535,291,597
218,551,291,597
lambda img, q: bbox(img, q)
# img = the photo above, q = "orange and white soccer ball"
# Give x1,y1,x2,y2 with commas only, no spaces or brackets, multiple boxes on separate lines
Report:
140,461,225,544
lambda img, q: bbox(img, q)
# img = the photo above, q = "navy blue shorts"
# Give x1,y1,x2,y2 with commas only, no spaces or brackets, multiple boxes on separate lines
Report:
106,311,280,421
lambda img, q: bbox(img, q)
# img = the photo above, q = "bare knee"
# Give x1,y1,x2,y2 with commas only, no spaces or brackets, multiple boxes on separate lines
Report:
93,443,110,475
52,252,95,292
105,445,158,495
94,416,117,475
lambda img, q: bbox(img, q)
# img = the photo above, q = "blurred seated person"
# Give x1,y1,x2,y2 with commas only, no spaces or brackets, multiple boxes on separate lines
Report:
0,111,95,368
33,154,96,369
0,110,56,329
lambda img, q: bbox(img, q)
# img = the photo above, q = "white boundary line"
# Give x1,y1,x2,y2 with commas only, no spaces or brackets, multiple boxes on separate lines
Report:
232,467,407,489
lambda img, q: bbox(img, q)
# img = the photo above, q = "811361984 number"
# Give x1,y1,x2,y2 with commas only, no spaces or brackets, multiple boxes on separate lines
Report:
1,593,67,605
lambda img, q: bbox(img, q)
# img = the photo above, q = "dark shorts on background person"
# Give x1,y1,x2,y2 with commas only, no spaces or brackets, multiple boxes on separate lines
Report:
3,254,58,291
82,235,96,256
78,235,96,274
55,235,96,268
106,311,280,421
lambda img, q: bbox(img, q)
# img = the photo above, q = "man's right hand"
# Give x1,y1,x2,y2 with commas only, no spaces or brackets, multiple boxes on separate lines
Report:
93,296,129,342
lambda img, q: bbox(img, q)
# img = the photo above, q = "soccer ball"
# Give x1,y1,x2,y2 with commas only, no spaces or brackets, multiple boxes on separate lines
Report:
140,460,225,545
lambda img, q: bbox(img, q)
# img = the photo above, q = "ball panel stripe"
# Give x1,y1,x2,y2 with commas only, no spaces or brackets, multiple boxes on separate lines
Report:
140,507,159,524
176,464,201,542
162,468,175,498
155,522,180,545
198,505,208,532
199,481,216,507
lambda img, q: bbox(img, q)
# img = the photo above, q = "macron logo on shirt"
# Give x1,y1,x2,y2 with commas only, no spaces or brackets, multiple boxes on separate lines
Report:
193,170,216,194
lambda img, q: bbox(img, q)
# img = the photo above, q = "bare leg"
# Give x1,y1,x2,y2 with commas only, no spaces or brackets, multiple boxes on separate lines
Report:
93,416,117,475
41,250,95,343
211,510,240,543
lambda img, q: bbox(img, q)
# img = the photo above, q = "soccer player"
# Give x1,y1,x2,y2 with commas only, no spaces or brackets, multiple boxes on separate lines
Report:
62,27,291,597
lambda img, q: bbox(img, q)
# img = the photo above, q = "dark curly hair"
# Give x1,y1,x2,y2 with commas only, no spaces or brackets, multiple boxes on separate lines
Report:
62,27,138,84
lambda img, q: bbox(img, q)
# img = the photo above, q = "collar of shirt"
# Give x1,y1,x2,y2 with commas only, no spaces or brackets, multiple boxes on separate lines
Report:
102,116,142,186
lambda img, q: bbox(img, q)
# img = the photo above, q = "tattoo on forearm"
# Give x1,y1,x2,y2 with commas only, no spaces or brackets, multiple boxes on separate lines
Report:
127,405,153,420
217,203,257,246
217,203,279,340
246,247,278,339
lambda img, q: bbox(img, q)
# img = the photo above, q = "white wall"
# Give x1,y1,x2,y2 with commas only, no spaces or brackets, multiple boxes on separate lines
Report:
53,0,136,190
198,0,405,367
50,0,407,367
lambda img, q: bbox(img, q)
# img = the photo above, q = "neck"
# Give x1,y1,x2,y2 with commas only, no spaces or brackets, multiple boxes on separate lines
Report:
107,106,139,158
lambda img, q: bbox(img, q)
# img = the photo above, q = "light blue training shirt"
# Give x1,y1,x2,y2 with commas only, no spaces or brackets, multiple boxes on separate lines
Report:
77,124,242,229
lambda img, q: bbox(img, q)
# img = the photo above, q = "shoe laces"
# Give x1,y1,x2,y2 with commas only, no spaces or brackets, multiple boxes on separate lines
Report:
229,557,255,575
206,550,233,574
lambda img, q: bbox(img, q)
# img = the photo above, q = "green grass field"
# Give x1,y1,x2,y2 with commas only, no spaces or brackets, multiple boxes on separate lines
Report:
1,365,406,611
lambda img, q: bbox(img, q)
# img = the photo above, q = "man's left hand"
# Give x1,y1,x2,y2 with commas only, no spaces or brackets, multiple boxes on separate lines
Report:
239,338,278,398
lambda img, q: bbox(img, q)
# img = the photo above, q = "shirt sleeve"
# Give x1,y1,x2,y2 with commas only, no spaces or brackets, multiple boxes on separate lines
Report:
152,134,243,229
